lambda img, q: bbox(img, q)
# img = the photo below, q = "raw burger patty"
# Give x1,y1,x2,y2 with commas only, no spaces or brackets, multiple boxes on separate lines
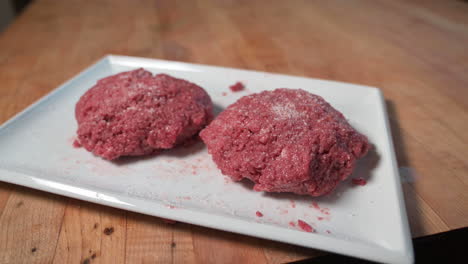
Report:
200,88,369,196
75,68,213,160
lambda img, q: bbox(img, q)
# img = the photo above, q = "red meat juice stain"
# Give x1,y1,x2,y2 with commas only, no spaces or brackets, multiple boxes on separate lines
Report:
229,82,245,92
290,200,296,208
279,209,289,215
310,202,331,216
297,220,314,233
166,205,176,209
183,196,191,200
320,208,330,215
289,221,296,227
317,216,324,221
256,211,263,217
352,177,367,186
222,92,228,96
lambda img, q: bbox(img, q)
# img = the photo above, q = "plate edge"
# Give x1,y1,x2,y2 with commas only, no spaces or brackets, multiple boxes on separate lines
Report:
107,54,382,93
376,89,415,264
0,168,411,264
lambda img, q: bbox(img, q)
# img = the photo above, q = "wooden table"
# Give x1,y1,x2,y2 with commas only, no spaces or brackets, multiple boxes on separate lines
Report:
1,0,467,263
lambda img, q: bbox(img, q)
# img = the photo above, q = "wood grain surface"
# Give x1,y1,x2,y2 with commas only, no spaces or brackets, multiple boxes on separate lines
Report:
1,0,468,263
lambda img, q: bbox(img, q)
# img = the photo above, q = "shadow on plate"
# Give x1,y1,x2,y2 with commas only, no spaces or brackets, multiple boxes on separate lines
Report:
236,178,256,190
315,146,380,204
112,139,206,166
212,103,225,117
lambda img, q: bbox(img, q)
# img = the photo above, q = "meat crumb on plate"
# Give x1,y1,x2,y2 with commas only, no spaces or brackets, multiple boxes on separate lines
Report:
298,219,314,232
73,139,82,148
352,177,367,186
229,82,245,92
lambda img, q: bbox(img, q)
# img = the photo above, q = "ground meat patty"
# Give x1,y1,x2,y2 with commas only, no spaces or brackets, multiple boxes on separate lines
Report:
75,68,213,160
200,88,369,196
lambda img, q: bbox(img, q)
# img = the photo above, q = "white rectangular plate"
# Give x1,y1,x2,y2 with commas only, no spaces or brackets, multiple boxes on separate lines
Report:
0,55,413,263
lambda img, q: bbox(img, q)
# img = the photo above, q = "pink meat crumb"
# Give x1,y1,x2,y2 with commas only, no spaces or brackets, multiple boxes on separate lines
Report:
289,221,296,227
256,211,263,217
326,230,331,234
352,177,367,186
298,220,314,232
73,139,82,148
229,82,245,92
311,202,320,210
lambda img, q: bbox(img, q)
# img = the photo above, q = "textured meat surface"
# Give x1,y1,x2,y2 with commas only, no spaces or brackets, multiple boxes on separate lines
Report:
200,88,369,196
75,68,213,160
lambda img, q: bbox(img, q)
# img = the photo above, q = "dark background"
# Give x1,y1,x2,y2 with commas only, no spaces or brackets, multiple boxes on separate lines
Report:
0,0,32,32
